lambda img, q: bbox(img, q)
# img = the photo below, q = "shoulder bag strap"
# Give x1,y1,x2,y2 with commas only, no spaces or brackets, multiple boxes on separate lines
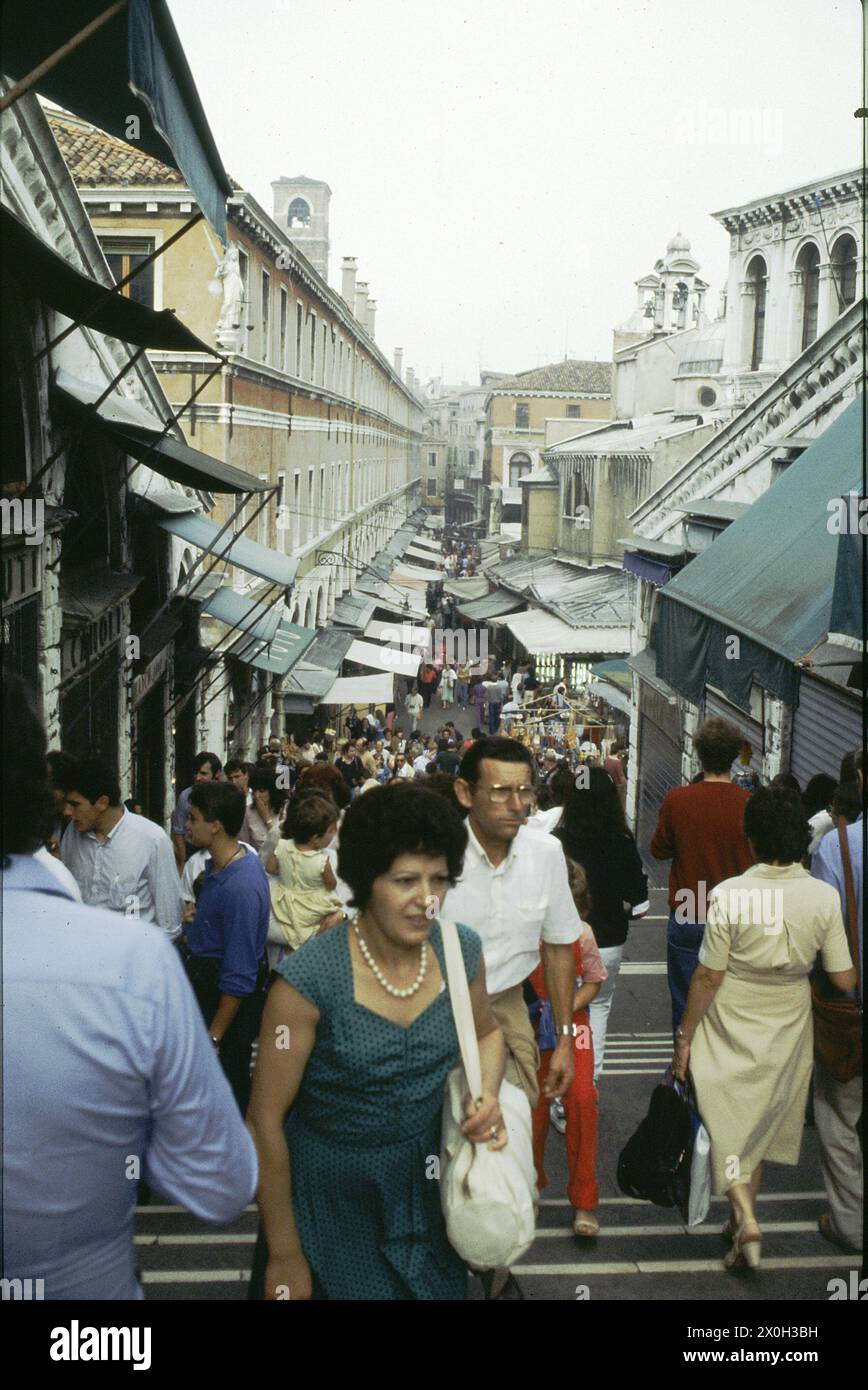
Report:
439,920,483,1100
836,822,861,973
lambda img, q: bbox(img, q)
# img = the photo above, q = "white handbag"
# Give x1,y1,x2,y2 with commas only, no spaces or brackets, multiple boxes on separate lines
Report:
438,920,537,1270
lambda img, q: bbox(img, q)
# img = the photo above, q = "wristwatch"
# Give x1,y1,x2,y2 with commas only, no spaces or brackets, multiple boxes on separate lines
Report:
557,1023,578,1037
675,1027,690,1043
210,1035,221,1048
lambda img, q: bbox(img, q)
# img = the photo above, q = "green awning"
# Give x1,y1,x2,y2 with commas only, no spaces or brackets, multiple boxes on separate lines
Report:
457,587,524,621
229,618,316,676
200,586,283,644
156,512,299,588
590,658,631,692
2,206,214,352
656,398,863,710
2,0,232,239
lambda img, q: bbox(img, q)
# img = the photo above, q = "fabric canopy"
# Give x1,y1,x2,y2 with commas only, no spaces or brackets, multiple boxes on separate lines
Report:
457,587,524,621
157,512,299,587
364,618,429,646
200,586,283,644
1,205,214,351
329,592,377,631
345,637,422,678
403,545,442,567
655,398,862,710
502,607,628,656
408,533,442,553
369,592,428,621
322,672,394,706
390,562,438,584
229,618,316,676
587,680,631,715
56,371,267,494
1,0,232,239
622,549,676,588
443,576,490,600
105,425,268,495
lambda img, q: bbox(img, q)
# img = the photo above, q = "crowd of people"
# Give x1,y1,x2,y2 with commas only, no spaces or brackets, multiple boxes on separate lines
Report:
3,531,862,1299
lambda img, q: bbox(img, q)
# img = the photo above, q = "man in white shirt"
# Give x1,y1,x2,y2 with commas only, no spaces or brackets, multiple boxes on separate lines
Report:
413,741,436,776
62,759,183,940
449,736,581,1301
449,737,579,1106
405,685,424,728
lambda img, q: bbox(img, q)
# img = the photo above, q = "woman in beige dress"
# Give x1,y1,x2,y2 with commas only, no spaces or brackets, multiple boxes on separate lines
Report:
673,787,856,1271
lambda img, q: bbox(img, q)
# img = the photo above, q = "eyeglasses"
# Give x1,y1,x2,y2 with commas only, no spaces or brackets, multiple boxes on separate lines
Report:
475,783,537,805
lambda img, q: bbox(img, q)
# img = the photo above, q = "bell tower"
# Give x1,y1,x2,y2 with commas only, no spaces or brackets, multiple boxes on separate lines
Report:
271,175,332,280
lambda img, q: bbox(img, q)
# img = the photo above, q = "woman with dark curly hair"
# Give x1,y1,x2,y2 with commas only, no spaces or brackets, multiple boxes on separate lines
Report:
247,782,507,1300
673,788,856,1272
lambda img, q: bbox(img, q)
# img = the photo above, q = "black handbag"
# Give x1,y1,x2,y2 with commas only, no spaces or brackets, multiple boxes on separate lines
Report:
617,1072,694,1210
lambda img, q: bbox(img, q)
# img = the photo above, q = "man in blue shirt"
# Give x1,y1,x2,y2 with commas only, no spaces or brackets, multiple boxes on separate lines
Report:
2,674,258,1299
184,780,270,1113
810,746,864,1254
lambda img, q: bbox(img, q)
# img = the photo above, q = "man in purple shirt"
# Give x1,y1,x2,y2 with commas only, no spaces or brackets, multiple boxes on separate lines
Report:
183,781,270,1113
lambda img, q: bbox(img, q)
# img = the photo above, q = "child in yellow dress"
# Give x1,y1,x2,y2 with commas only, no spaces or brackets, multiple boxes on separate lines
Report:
265,794,343,958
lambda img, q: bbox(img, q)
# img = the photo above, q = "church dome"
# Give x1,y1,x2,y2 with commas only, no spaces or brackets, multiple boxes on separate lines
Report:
666,230,691,254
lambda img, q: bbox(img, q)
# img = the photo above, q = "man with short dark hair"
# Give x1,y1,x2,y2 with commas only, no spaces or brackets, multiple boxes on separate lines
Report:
171,752,223,872
225,759,252,796
651,717,754,1033
61,759,182,940
183,781,270,1113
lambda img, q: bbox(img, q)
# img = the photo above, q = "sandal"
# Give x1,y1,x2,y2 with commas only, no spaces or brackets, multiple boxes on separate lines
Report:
724,1220,762,1271
572,1211,600,1239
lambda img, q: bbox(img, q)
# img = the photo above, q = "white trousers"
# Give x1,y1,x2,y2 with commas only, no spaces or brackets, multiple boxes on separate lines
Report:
589,944,624,1084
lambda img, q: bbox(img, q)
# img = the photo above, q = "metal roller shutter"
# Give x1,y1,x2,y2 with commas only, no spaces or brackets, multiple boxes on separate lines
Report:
636,686,683,889
790,675,863,789
704,688,764,776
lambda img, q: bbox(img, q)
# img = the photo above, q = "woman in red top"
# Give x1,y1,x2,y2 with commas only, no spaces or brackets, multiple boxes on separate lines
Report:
527,860,606,1239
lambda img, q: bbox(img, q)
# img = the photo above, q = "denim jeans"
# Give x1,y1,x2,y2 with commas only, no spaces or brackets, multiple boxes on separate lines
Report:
588,944,624,1084
488,702,501,734
666,911,705,1035
455,680,468,707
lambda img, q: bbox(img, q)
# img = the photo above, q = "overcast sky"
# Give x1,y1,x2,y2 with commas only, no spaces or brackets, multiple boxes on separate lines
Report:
170,0,861,389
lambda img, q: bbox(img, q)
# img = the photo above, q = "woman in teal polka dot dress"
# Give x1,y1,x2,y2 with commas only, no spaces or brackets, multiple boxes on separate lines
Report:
247,783,507,1300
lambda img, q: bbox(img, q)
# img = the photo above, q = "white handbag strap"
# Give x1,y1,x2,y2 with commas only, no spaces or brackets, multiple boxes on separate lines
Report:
439,919,483,1100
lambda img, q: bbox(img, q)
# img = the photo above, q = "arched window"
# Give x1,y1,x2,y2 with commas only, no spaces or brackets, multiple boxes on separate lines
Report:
509,451,532,486
797,243,821,350
746,255,767,371
831,234,858,309
287,198,311,229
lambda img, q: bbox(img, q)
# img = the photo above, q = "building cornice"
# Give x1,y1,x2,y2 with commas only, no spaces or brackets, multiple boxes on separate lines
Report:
630,300,864,535
712,170,864,235
151,350,428,430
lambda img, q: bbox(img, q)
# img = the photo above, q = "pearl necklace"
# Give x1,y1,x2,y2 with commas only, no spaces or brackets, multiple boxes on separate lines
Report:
353,919,428,998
